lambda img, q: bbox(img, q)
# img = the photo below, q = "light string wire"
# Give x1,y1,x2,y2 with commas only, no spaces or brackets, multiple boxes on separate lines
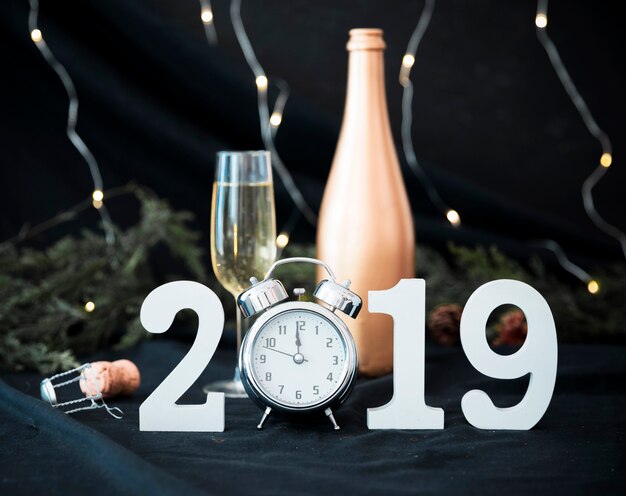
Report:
229,0,318,233
4,183,158,310
199,0,217,45
401,0,598,293
27,0,115,245
269,78,290,138
532,239,599,294
535,0,625,260
199,0,300,248
5,184,137,246
399,0,460,227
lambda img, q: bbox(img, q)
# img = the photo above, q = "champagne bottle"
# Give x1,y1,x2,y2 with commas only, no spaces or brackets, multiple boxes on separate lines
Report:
317,29,415,376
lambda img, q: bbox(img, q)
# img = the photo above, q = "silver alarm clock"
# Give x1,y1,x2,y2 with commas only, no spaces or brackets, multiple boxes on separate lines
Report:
237,257,362,430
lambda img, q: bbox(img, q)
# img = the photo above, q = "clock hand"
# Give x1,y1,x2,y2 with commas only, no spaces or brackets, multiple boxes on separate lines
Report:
263,346,294,358
295,329,301,354
263,346,308,362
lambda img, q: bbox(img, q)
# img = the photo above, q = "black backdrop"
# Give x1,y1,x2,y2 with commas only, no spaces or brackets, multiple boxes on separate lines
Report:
2,0,625,269
2,6,626,493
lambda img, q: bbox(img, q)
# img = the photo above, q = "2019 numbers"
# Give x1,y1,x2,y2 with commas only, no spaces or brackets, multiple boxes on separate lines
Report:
139,278,557,432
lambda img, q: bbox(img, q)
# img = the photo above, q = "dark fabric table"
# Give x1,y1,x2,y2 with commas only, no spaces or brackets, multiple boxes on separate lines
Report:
1,339,625,495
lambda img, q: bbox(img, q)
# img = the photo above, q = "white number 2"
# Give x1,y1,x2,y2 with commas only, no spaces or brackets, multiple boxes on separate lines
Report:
139,281,225,432
460,279,557,430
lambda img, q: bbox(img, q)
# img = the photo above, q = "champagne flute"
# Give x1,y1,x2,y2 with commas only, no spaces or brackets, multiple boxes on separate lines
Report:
204,151,277,398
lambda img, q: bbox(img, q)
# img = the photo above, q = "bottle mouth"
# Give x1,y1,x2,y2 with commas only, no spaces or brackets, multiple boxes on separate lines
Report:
347,28,386,51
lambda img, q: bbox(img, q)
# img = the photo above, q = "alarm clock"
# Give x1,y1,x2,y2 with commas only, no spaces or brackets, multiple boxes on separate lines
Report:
237,257,362,430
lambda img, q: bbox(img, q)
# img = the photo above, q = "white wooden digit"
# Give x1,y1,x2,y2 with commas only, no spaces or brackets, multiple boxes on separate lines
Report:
460,279,557,430
139,281,225,432
367,279,444,429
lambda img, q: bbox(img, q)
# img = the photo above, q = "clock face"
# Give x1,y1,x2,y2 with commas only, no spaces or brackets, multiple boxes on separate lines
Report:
250,309,349,408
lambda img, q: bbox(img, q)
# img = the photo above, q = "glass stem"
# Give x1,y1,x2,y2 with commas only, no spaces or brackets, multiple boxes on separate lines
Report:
233,295,250,382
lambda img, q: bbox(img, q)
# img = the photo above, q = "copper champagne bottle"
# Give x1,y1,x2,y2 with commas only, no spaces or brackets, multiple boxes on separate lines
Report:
317,29,415,376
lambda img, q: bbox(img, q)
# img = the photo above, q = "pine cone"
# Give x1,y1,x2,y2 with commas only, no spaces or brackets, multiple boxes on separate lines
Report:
493,309,527,346
427,304,463,346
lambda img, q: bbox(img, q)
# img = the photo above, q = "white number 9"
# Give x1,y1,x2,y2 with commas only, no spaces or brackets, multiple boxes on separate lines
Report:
460,279,557,430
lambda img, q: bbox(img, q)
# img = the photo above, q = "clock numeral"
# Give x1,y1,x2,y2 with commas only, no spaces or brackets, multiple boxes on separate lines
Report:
327,372,333,381
296,390,302,400
266,337,276,348
313,385,319,395
296,320,305,331
326,337,333,348
278,385,284,394
332,355,339,365
265,372,272,381
315,325,319,335
278,325,287,335
259,354,266,364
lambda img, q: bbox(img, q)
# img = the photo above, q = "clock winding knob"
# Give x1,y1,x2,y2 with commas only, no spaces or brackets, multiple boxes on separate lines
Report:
313,279,362,318
237,278,289,318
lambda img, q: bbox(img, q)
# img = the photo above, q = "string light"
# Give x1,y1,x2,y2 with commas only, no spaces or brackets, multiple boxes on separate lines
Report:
535,14,548,29
398,0,609,294
534,240,600,296
198,0,217,45
28,0,115,245
229,0,316,227
521,2,610,294
398,0,604,294
5,185,144,245
84,301,95,313
30,28,42,43
535,0,548,29
92,189,104,202
255,75,268,90
196,1,310,252
402,54,415,68
587,279,600,294
446,209,461,226
229,0,318,237
536,0,625,260
400,1,460,228
201,9,213,24
600,152,612,168
92,189,104,209
270,112,282,127
408,0,612,294
268,78,290,137
276,232,289,249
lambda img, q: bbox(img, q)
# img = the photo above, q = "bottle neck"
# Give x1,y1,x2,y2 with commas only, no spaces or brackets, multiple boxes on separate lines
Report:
343,49,390,128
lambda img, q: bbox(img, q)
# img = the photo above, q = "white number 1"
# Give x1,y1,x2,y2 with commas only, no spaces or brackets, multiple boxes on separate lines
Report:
367,279,444,429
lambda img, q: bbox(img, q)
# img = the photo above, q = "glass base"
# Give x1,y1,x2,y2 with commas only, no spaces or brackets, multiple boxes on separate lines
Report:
202,368,248,399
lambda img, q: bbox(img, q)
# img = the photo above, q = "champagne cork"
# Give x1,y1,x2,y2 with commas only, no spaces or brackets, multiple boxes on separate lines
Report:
79,359,141,399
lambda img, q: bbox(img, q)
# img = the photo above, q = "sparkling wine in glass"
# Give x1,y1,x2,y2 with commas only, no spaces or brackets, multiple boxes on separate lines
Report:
204,150,277,398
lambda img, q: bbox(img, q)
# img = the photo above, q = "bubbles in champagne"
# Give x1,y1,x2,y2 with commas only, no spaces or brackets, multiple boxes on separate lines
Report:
211,182,277,295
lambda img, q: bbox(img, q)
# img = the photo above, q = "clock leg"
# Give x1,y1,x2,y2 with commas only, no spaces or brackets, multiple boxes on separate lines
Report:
324,407,340,430
257,406,272,430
